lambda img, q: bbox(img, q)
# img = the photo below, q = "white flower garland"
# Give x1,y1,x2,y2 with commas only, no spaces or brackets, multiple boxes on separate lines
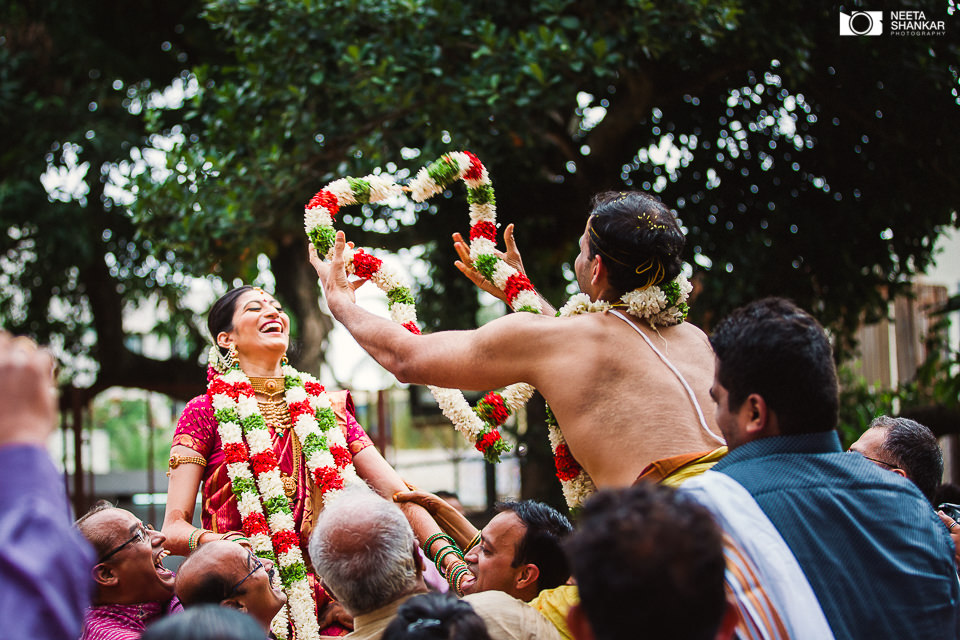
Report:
305,152,535,462
209,356,364,639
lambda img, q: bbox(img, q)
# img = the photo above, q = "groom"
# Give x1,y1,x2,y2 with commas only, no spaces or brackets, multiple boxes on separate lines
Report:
313,191,724,490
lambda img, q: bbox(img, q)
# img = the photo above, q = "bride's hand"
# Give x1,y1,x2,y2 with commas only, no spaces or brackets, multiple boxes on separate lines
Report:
453,223,528,303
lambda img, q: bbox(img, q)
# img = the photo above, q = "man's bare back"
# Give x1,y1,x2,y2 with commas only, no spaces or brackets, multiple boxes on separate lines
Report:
377,307,722,488
531,311,723,487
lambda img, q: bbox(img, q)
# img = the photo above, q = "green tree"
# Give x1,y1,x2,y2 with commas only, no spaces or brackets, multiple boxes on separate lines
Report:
0,0,222,402
5,0,959,504
128,1,959,503
131,1,960,345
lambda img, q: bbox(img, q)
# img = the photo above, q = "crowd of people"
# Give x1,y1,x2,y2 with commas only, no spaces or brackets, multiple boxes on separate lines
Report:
2,189,959,639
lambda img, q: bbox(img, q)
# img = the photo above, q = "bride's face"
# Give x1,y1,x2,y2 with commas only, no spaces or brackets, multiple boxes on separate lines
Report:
218,289,290,359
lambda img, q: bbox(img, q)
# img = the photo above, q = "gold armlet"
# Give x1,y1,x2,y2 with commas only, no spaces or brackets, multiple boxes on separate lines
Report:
167,454,208,476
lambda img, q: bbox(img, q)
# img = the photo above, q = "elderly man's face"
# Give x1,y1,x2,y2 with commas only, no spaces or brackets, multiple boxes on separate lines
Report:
225,544,287,629
178,540,287,630
93,508,174,603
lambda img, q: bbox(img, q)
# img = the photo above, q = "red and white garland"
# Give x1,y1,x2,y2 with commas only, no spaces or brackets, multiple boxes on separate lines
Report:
209,356,363,639
305,152,533,463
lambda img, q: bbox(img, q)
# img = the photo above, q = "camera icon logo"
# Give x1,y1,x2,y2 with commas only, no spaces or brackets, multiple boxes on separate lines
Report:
840,10,884,36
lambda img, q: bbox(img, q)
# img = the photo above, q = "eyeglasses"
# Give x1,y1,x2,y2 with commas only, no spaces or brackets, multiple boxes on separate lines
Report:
227,550,265,598
861,454,898,469
849,450,897,469
99,523,154,563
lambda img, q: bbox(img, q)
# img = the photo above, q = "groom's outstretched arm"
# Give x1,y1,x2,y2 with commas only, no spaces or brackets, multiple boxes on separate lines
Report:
311,232,557,392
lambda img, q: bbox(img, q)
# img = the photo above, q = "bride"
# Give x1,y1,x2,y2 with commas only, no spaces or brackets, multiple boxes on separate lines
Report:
162,285,440,638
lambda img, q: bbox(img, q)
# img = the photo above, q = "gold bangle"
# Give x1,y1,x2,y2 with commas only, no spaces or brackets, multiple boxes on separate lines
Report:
465,531,482,552
168,454,208,476
188,528,209,551
221,531,247,542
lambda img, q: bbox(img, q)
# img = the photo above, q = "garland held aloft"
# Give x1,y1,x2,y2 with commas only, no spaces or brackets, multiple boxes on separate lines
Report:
303,151,693,509
304,152,537,464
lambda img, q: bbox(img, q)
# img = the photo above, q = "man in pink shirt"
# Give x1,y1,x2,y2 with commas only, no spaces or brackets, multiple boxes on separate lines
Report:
76,504,182,639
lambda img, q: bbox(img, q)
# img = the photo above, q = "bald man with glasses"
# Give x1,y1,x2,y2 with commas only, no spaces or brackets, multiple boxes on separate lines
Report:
175,540,288,633
75,502,181,640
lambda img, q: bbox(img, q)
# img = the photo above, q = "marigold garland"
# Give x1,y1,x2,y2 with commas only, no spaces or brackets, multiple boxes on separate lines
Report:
208,353,364,639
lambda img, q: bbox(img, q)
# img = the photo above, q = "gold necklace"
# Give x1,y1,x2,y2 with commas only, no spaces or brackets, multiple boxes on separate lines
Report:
248,375,286,399
257,396,293,430
249,378,299,498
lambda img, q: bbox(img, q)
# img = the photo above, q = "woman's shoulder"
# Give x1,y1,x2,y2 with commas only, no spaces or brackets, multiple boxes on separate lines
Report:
183,393,213,413
175,394,215,432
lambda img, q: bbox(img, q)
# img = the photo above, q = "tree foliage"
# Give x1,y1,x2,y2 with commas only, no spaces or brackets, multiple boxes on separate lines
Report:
134,0,960,350
121,0,960,505
1,0,223,400
92,394,174,471
3,1,958,428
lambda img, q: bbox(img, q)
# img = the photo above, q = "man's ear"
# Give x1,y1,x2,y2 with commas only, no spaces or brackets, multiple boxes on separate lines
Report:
221,597,247,613
567,603,596,640
515,563,540,591
413,542,425,576
591,255,605,287
890,467,908,479
740,393,776,439
92,563,119,588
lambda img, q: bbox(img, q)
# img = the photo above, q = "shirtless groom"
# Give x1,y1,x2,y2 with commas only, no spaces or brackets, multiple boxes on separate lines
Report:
312,191,724,489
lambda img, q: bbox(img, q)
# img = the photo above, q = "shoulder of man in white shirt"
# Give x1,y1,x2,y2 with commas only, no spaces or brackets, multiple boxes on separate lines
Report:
464,590,563,640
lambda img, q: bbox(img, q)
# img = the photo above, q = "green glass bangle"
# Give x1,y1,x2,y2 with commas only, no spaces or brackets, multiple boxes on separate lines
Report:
435,545,463,570
423,533,456,561
454,569,471,596
447,563,469,585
